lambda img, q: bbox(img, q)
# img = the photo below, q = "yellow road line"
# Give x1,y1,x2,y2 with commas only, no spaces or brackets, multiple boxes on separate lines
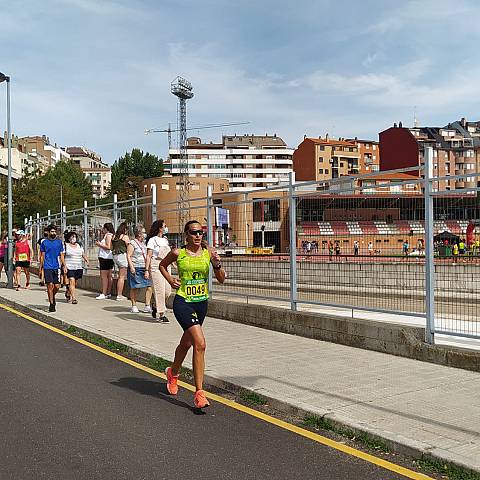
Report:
1,302,433,480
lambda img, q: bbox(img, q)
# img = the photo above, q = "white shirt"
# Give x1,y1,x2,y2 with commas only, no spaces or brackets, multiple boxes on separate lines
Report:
147,236,170,260
98,233,113,259
65,243,84,270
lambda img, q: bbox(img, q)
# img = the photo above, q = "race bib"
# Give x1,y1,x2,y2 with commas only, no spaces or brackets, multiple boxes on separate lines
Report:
184,278,208,303
18,253,28,262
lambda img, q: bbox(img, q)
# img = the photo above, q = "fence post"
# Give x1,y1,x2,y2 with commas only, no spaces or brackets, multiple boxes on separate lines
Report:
150,184,157,223
289,171,298,311
28,215,32,236
134,189,138,225
24,217,28,230
36,213,40,245
113,194,118,230
207,185,213,296
424,146,435,344
83,200,89,267
62,205,67,233
47,209,51,225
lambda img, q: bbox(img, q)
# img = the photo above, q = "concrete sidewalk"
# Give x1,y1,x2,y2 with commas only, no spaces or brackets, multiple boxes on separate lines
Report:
1,282,479,473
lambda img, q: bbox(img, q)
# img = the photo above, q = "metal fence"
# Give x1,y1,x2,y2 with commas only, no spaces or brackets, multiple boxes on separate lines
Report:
23,147,480,343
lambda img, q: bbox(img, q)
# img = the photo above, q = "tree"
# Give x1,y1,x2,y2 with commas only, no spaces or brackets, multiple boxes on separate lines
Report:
13,161,94,225
110,148,163,198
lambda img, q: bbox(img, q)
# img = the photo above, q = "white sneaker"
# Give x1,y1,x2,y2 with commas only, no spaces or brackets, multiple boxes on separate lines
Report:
116,295,126,301
131,305,139,313
96,294,106,300
143,305,152,313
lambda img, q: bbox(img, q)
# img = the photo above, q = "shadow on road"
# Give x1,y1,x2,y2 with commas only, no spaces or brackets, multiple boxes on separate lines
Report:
110,377,206,415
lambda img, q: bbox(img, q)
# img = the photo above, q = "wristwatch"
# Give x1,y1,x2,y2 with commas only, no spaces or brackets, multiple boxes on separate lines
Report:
213,263,222,270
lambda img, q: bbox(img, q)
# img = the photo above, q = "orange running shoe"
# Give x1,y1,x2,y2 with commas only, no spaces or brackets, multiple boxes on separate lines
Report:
165,367,179,395
194,390,210,409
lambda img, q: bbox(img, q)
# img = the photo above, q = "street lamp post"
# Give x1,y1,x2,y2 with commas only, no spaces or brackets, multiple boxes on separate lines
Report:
0,72,13,288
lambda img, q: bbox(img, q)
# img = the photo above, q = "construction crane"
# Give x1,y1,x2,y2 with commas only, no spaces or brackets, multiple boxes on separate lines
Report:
145,121,251,150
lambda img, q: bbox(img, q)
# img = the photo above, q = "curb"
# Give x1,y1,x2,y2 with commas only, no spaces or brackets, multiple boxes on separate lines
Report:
1,294,479,476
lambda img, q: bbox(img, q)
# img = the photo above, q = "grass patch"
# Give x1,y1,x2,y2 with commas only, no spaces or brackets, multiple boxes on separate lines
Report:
413,458,480,480
303,415,389,453
65,326,128,352
240,391,267,406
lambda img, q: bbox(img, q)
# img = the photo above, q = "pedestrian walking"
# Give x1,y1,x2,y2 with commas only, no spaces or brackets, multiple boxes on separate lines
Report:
111,222,130,301
353,240,359,256
145,220,171,322
95,223,114,300
39,225,65,313
36,227,49,286
14,230,33,290
64,231,89,304
160,220,226,409
0,232,7,281
126,224,153,314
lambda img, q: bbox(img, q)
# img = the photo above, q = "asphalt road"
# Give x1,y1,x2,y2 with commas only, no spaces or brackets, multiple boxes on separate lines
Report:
0,309,414,480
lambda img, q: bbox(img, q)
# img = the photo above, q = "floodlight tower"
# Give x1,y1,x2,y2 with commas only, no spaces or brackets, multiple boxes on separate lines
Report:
171,76,194,233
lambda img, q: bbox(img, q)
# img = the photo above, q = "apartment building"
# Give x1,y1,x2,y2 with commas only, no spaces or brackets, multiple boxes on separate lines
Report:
10,134,70,167
346,138,380,174
166,134,293,192
293,136,361,183
379,118,480,192
66,146,111,198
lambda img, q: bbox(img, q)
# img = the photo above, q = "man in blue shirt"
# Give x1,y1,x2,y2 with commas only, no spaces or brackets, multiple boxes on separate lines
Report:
40,224,65,312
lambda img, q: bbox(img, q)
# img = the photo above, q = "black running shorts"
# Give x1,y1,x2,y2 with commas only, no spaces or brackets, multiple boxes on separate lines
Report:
173,295,208,331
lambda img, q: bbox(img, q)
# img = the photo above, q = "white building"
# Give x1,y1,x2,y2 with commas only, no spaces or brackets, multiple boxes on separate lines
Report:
166,134,294,192
66,146,111,198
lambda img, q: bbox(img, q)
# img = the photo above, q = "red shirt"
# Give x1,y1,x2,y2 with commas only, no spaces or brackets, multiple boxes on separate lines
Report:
15,239,31,262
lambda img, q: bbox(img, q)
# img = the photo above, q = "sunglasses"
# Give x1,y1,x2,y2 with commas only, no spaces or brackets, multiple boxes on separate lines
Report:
188,230,204,237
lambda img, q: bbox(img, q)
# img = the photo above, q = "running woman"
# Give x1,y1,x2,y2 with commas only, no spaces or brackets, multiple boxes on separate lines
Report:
14,230,33,289
160,220,226,409
40,225,65,313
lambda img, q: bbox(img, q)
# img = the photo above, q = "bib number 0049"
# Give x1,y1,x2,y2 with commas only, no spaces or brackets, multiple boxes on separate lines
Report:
185,283,206,296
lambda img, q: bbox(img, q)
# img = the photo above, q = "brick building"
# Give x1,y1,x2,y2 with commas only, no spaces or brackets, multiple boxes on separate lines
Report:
379,119,480,192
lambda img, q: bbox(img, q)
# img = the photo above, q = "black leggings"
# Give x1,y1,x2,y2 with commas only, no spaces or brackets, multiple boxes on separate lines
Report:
173,295,208,331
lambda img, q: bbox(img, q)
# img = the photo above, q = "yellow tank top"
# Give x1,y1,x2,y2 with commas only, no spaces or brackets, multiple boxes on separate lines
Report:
176,247,210,302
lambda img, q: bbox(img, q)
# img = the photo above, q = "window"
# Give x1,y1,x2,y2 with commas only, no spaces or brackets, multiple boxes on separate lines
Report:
161,184,169,190
319,169,324,174
318,157,323,162
324,169,329,174
319,146,325,151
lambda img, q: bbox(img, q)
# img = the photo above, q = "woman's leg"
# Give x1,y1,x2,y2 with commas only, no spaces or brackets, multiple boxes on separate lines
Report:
107,269,113,295
130,288,137,306
162,279,172,316
69,277,76,301
116,267,127,297
189,325,207,392
145,286,153,308
100,270,109,295
150,259,161,310
15,266,22,288
24,267,30,287
171,329,193,376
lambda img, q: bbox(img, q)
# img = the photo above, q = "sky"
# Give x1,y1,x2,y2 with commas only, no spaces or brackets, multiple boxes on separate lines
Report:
1,0,480,164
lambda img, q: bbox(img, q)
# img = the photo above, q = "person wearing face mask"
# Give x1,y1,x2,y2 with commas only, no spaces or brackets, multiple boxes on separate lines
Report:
145,220,171,322
64,231,89,304
40,225,66,313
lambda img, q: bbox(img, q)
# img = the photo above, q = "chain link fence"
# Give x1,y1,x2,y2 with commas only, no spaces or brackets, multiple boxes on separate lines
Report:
24,152,480,343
